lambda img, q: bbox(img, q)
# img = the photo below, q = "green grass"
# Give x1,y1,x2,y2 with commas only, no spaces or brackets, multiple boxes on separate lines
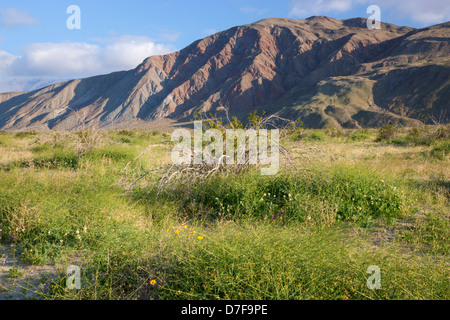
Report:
377,124,449,147
8,267,24,279
14,131,37,138
0,128,448,300
427,141,449,160
162,166,408,225
155,222,448,300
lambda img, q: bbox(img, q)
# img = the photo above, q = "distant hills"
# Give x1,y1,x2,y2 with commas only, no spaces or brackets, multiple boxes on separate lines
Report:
0,16,448,131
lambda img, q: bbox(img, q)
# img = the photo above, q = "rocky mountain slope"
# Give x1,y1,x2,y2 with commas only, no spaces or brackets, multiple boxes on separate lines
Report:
0,16,448,131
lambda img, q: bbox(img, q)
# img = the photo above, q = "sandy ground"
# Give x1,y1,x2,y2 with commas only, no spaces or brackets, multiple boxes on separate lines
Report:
0,244,57,300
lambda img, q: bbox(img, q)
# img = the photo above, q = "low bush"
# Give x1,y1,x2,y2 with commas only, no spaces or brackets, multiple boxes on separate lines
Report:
421,140,450,160
406,125,450,146
31,149,79,169
165,165,407,225
84,146,136,163
14,131,37,138
376,124,399,142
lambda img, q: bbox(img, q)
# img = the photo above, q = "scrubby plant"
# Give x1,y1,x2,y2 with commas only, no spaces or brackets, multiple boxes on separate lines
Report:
117,130,134,137
121,109,302,193
348,128,371,141
406,124,450,146
156,165,408,225
308,131,327,141
376,124,399,141
14,131,37,138
8,267,24,279
74,129,104,155
423,140,450,160
325,126,345,138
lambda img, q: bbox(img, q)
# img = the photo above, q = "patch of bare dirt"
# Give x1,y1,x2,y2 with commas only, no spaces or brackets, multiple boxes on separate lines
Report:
0,244,57,300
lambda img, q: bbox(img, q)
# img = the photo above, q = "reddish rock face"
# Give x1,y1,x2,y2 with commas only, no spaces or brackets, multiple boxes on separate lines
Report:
0,16,448,131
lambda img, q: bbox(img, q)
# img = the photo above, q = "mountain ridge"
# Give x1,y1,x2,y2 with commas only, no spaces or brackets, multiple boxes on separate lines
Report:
0,16,448,131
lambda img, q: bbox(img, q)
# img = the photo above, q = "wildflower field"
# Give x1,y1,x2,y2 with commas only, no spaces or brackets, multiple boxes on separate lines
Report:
0,125,448,299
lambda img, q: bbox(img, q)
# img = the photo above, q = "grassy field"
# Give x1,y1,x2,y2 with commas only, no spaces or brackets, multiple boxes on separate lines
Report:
0,125,448,300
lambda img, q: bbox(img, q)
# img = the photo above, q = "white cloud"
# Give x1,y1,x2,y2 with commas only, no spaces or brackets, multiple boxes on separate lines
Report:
0,50,18,74
1,36,174,80
12,42,101,77
289,0,450,25
94,35,174,71
380,0,450,25
0,8,39,28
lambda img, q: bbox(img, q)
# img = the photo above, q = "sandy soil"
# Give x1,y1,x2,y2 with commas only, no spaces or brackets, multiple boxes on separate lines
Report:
0,244,57,300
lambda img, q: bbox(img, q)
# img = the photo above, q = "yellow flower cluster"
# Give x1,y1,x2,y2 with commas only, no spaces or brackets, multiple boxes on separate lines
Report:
165,224,204,241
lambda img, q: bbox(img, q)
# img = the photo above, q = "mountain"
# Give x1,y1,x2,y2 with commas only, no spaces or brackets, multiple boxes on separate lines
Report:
0,16,448,131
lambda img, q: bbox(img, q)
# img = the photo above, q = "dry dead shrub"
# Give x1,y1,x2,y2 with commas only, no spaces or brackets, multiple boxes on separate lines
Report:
2,203,40,241
73,128,105,155
119,110,315,196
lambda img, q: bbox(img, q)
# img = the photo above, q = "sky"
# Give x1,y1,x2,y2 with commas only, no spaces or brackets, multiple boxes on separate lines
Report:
0,0,449,92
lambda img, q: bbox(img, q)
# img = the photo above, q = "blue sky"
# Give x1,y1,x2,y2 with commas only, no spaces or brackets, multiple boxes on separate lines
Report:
0,0,449,91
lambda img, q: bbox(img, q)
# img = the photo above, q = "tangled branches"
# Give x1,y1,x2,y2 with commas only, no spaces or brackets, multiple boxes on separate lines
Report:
119,109,312,196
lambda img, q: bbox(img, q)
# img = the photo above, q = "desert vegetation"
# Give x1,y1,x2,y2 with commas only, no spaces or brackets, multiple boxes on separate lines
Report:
0,121,448,300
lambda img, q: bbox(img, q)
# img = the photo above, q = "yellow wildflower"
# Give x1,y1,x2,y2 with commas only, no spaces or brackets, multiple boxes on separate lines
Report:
197,236,203,240
175,230,180,235
150,280,156,286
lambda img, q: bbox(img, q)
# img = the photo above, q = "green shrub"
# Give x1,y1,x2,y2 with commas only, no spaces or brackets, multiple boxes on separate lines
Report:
31,143,53,154
290,129,329,142
117,130,134,137
26,149,79,169
406,125,450,146
169,166,406,224
8,267,24,279
84,146,135,162
349,132,370,141
308,131,327,141
325,126,344,138
424,141,450,160
118,137,132,144
290,131,305,141
14,131,36,138
390,138,409,146
376,124,399,141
